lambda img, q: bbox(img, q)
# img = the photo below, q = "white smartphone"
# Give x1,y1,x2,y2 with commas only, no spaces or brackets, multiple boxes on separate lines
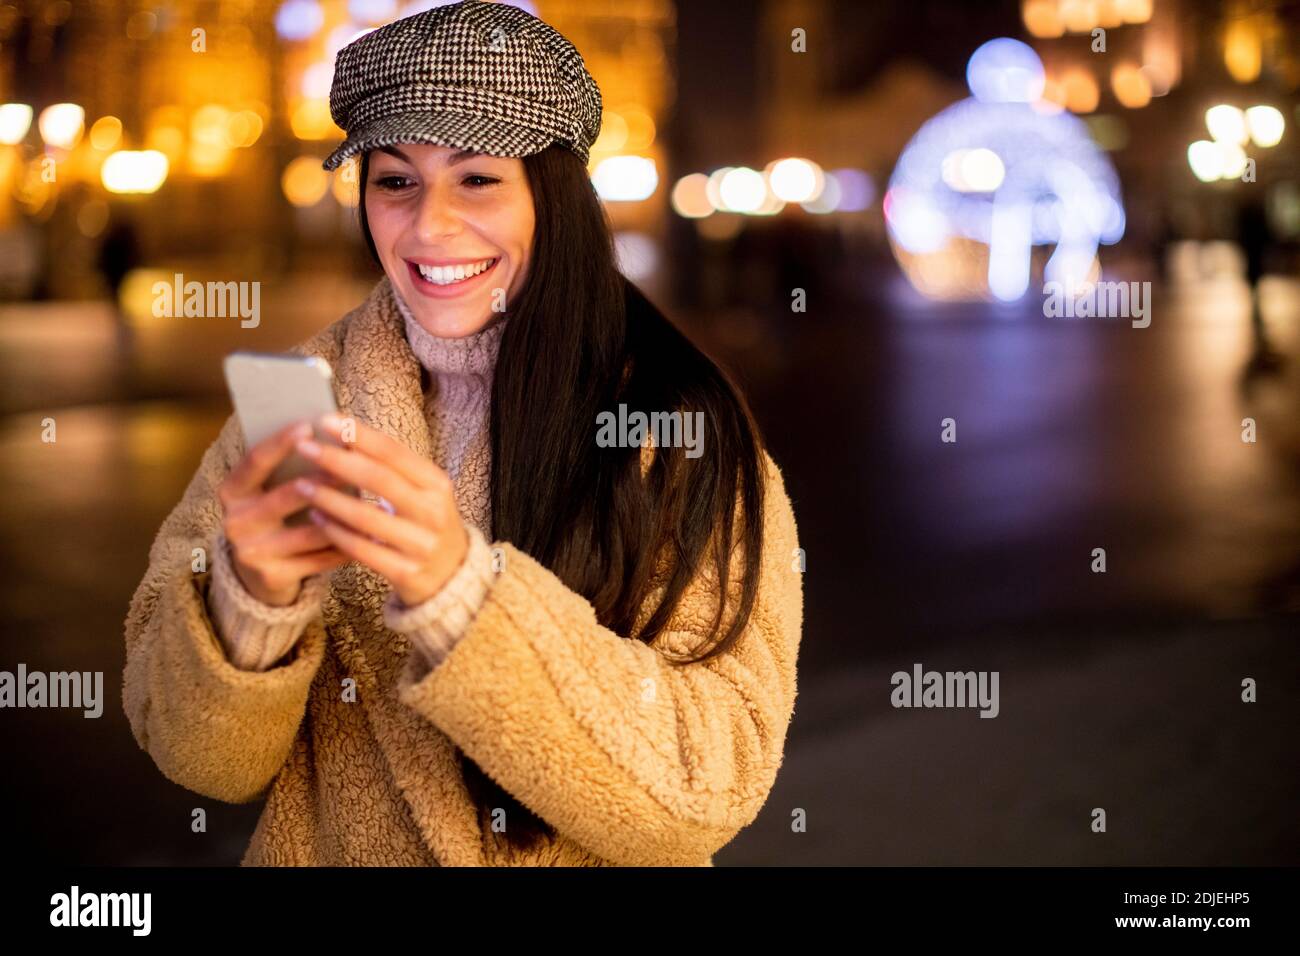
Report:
223,351,355,526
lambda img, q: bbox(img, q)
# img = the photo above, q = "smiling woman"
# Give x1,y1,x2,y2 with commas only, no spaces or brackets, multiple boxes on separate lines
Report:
361,144,534,332
122,0,804,868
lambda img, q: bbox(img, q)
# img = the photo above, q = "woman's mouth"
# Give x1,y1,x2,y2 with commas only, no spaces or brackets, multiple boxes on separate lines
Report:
406,257,500,298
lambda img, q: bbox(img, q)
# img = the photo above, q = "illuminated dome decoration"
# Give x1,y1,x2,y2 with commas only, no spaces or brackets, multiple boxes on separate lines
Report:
884,38,1125,302
966,37,1045,103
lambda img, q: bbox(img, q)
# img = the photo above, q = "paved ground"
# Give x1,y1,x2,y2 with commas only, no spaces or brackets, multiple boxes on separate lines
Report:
0,266,1296,864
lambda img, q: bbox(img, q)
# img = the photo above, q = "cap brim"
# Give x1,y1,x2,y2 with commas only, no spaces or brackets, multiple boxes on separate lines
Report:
322,109,557,170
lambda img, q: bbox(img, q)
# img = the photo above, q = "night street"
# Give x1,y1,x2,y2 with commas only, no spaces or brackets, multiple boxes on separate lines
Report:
2,0,1298,889
2,263,1295,864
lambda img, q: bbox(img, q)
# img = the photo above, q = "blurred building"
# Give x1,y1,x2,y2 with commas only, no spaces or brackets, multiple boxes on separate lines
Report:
724,0,1300,304
0,0,676,305
1017,0,1300,250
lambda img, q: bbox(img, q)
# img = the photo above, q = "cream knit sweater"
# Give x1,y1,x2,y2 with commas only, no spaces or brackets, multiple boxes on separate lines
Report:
207,290,503,672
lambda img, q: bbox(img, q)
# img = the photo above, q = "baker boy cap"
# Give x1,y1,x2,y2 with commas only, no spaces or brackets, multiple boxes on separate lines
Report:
323,0,603,171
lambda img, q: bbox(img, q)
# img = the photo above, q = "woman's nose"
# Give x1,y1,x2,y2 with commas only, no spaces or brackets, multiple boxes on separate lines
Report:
413,183,461,243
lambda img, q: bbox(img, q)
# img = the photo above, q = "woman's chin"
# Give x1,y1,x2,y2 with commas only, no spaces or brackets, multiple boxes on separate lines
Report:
404,296,496,339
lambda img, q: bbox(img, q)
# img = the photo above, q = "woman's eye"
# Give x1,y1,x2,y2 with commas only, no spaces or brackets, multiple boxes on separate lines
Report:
373,175,413,191
463,174,500,188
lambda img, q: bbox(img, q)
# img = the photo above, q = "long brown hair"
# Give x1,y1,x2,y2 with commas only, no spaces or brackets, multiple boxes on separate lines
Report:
358,145,766,851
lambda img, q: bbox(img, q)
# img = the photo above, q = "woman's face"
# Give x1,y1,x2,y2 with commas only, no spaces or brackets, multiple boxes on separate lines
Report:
364,143,535,338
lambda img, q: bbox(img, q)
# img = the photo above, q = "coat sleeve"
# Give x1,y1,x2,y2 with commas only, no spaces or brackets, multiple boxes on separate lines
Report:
395,450,804,866
122,412,328,804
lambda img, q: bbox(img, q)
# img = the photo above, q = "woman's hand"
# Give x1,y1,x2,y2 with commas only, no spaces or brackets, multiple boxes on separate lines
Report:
292,414,469,607
216,420,350,606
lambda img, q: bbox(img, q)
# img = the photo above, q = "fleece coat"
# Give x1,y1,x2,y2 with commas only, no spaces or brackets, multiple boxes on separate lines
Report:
121,276,804,867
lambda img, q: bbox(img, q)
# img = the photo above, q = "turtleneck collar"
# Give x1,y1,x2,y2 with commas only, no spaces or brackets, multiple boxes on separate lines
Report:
391,284,506,413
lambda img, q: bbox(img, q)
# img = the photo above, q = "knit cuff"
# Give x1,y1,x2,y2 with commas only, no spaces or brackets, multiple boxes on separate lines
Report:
383,523,496,670
208,532,329,672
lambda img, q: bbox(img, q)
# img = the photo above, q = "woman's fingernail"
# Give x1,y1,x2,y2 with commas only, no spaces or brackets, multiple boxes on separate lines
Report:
321,412,344,429
308,508,327,526
292,421,313,439
294,478,315,496
297,439,322,458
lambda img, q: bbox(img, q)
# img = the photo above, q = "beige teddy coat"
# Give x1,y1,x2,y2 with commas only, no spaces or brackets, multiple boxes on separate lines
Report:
122,276,804,866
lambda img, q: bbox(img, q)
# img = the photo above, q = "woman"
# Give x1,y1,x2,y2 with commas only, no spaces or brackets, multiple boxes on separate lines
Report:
122,1,803,867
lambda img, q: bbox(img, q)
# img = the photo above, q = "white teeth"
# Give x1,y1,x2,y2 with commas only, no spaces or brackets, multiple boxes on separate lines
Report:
416,258,495,285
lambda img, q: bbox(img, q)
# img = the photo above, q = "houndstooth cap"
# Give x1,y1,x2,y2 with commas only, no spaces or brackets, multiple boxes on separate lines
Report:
323,1,602,171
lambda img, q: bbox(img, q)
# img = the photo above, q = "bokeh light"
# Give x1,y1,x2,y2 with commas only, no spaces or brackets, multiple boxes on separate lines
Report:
282,156,330,207
1110,64,1151,109
0,103,33,144
38,103,85,149
224,110,265,149
1205,105,1247,145
89,116,123,151
717,167,768,213
1118,0,1153,24
275,0,324,41
1022,0,1065,39
966,38,1045,104
767,158,824,203
827,168,875,212
1061,70,1099,113
670,173,713,218
801,172,842,214
941,148,1006,193
620,106,656,151
1244,106,1284,148
591,156,658,202
101,150,169,194
291,99,337,140
349,0,398,23
1186,140,1223,182
332,163,360,207
592,111,629,154
1217,142,1248,180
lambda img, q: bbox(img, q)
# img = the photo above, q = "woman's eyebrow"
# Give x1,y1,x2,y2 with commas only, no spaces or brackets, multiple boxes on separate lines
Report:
374,146,485,166
375,145,413,163
446,149,487,166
